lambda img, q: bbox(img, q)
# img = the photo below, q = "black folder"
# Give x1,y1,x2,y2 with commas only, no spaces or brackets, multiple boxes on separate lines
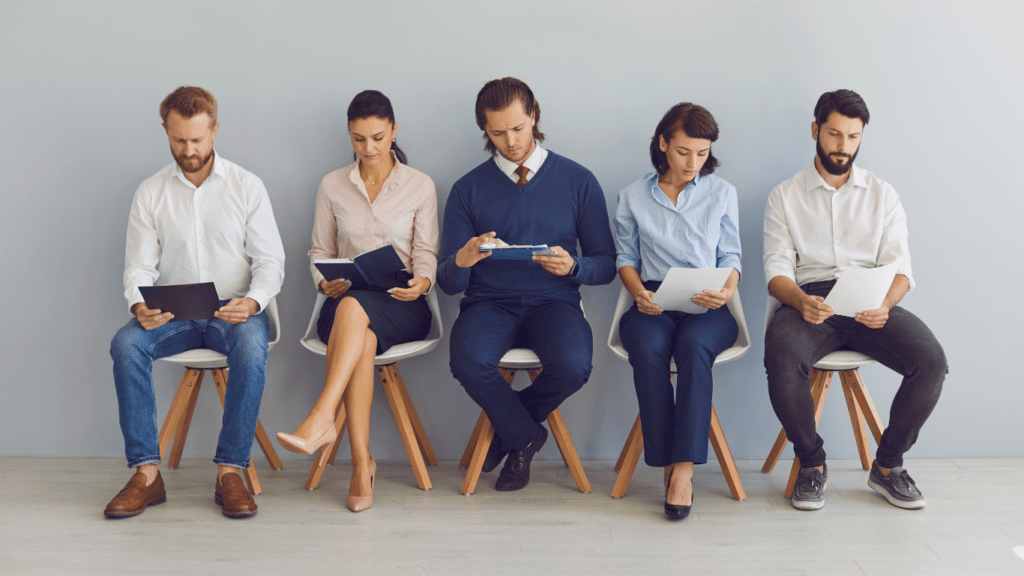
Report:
314,245,406,290
139,282,220,321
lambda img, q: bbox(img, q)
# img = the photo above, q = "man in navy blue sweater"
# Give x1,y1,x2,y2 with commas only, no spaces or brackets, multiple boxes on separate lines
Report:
438,77,616,491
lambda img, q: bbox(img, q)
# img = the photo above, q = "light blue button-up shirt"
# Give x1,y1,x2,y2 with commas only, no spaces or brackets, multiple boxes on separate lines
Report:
614,172,741,282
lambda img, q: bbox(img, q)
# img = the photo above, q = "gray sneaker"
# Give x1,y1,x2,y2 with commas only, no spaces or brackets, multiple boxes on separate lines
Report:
868,462,925,509
791,463,827,510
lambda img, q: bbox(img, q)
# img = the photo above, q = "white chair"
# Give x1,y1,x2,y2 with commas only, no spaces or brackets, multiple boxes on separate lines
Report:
606,286,751,500
457,346,593,495
760,297,884,498
157,298,284,495
298,290,443,491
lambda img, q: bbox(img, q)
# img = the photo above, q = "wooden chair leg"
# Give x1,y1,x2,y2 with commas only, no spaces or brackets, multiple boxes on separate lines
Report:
763,367,829,472
610,414,643,498
253,420,284,470
708,405,746,501
784,370,833,498
159,369,203,461
379,365,432,490
305,401,348,490
389,365,438,466
210,369,260,495
840,371,873,470
546,408,591,493
459,411,488,469
461,413,495,495
842,369,883,443
615,413,643,472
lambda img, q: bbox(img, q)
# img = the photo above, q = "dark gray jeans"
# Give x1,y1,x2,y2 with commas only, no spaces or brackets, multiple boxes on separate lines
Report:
764,282,947,469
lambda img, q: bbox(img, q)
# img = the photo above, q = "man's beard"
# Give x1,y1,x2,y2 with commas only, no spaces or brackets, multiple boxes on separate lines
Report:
173,149,214,174
816,139,858,176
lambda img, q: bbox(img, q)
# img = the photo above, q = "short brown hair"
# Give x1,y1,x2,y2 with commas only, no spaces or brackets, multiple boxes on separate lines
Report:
474,77,544,155
159,86,218,125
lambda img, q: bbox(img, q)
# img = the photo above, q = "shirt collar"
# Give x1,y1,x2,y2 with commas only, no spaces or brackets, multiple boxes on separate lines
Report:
494,141,545,178
647,170,701,208
804,160,866,193
172,150,224,189
349,150,402,188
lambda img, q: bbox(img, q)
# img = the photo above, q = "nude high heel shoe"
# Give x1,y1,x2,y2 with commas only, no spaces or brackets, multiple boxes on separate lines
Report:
276,421,338,456
347,457,376,512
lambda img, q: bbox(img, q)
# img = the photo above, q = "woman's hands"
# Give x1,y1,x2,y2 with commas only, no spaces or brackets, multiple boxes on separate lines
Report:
633,289,664,315
319,278,352,299
389,276,431,301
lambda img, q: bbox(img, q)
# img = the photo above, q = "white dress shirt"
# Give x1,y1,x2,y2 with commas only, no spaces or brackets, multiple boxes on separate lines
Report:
123,152,286,313
763,162,914,290
493,142,548,183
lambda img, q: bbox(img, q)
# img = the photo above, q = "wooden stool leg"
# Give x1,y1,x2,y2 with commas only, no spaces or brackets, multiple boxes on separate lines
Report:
210,369,260,495
615,413,643,472
159,369,203,461
708,405,746,501
388,365,438,466
843,369,883,443
546,408,591,493
840,371,872,470
461,413,495,495
379,365,432,490
305,401,348,490
761,428,790,473
784,370,833,498
459,411,488,469
253,420,283,470
610,414,643,498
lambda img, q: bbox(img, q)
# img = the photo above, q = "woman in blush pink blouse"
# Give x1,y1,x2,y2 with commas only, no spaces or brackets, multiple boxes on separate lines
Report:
277,90,438,512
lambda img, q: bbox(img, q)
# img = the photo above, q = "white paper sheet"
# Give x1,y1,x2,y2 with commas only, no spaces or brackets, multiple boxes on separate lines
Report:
651,267,733,314
822,262,900,317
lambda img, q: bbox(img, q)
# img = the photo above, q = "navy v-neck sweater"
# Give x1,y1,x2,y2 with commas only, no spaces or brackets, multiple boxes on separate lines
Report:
437,151,616,303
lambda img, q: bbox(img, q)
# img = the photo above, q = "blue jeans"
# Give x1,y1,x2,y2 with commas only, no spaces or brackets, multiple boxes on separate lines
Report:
764,281,947,469
449,296,593,451
110,311,269,468
619,289,738,467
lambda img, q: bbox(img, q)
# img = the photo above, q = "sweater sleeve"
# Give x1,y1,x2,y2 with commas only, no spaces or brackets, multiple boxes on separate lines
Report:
436,182,473,295
571,173,617,286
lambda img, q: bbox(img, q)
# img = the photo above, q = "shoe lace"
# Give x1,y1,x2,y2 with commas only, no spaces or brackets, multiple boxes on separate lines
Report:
796,470,823,495
891,469,917,492
507,450,526,471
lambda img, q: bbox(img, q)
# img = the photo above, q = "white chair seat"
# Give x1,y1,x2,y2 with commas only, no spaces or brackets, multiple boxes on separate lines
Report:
159,298,282,369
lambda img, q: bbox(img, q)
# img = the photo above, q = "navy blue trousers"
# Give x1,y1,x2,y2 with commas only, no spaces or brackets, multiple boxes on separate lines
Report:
619,301,737,467
450,296,593,451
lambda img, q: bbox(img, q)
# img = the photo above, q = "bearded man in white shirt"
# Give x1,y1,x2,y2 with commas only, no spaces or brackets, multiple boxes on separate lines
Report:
104,86,285,519
763,89,946,512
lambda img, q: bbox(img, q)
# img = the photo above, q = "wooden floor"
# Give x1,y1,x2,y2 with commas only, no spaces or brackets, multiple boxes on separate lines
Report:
1,457,1023,575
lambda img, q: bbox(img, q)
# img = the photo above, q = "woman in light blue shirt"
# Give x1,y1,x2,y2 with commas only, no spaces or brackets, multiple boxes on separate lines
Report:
614,103,740,520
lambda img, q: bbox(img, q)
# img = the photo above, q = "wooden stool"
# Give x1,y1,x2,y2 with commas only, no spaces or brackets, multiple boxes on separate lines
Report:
762,365,883,497
158,366,283,495
458,352,592,495
611,407,745,500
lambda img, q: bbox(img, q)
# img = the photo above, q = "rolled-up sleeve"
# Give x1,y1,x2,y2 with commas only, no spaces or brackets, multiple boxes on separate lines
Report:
878,183,915,290
716,184,742,275
763,187,798,285
123,185,161,314
411,177,439,291
613,190,641,272
243,175,286,311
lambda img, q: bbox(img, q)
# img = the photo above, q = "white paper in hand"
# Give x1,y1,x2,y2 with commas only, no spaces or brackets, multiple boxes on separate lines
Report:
823,262,900,317
652,268,733,314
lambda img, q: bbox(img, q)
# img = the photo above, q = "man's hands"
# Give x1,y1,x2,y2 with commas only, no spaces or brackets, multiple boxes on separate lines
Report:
132,302,174,331
319,278,352,299
633,289,664,315
532,246,576,277
214,298,260,324
855,306,890,329
390,277,431,301
455,232,497,268
799,294,834,324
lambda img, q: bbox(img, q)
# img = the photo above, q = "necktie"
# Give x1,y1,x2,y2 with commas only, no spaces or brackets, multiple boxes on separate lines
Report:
514,165,529,186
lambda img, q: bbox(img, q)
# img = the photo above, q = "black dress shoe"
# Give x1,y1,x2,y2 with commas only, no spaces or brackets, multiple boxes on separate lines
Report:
664,495,692,520
495,423,548,492
482,433,507,473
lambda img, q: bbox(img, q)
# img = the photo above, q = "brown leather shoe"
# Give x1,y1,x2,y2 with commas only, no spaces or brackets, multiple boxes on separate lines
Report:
214,472,257,518
104,471,166,518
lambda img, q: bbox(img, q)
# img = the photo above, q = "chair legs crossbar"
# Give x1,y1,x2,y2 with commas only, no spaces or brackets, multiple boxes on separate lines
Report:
610,405,746,500
459,367,592,495
304,363,437,491
761,368,884,498
157,367,284,495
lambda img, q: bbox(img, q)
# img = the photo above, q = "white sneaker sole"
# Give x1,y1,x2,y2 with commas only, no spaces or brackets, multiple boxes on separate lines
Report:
867,478,926,510
791,481,826,510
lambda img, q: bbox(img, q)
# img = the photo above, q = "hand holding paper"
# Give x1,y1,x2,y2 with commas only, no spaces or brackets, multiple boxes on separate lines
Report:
822,262,900,318
652,268,733,314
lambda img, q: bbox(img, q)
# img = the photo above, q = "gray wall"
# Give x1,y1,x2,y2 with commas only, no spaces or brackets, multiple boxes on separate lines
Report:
2,0,1022,467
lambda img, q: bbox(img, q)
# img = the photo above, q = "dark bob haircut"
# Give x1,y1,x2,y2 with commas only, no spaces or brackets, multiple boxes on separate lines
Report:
650,103,720,177
814,89,870,127
474,77,545,155
347,90,407,165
